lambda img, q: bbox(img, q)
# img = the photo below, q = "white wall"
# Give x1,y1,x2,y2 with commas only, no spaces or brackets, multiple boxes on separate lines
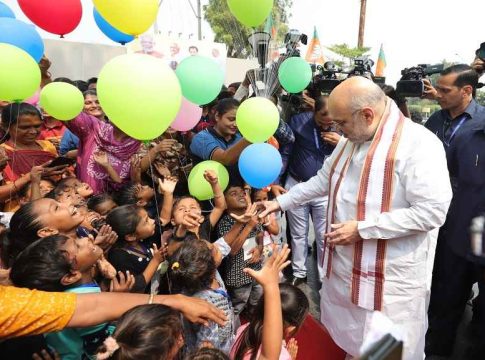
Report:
44,39,126,80
45,39,257,86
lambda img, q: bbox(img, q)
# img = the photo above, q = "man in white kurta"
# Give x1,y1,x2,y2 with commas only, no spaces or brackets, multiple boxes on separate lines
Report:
259,77,452,360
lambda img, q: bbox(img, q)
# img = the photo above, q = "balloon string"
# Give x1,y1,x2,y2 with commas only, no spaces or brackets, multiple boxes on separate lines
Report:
6,104,20,207
146,144,172,294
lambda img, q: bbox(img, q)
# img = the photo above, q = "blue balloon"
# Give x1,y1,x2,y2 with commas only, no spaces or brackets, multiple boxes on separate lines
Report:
93,8,134,45
239,143,283,189
0,1,15,19
0,18,44,62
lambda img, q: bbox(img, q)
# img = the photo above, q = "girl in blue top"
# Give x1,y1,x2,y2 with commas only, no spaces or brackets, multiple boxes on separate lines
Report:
10,234,132,360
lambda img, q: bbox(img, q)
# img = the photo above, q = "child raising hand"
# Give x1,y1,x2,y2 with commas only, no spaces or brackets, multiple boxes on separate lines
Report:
171,169,225,241
231,245,309,360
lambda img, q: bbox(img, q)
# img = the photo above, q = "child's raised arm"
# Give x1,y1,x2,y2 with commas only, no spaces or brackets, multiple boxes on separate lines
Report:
158,176,178,226
203,170,226,226
94,151,122,184
29,165,43,201
228,203,260,255
243,245,291,360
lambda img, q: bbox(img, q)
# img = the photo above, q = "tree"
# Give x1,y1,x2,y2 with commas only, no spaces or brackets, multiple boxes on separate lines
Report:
427,59,456,85
476,90,485,106
204,0,292,58
327,43,371,67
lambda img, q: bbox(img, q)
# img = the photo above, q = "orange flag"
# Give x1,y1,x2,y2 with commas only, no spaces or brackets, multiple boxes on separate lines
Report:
375,44,386,77
305,26,325,65
264,13,280,60
264,13,277,39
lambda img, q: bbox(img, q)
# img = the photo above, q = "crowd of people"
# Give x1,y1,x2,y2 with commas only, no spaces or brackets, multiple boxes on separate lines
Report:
0,55,313,360
0,51,484,360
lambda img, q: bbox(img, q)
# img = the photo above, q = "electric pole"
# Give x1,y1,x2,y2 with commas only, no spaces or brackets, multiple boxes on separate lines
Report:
358,0,367,48
197,0,202,40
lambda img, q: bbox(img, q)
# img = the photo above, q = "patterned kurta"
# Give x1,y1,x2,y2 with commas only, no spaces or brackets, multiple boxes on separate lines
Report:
216,214,262,288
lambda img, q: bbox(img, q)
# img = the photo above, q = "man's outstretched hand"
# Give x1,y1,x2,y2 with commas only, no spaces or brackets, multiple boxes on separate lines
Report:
257,200,281,219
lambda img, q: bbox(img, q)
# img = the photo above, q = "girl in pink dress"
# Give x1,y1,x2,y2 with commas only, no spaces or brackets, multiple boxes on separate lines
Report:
230,246,307,360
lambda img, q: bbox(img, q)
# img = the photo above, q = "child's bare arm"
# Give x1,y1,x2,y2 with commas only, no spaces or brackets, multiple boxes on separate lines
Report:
219,221,244,248
204,170,226,226
141,244,166,285
94,151,122,183
228,203,260,255
158,177,178,226
244,246,291,360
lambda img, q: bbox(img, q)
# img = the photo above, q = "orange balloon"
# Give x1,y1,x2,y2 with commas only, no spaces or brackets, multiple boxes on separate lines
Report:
267,136,279,150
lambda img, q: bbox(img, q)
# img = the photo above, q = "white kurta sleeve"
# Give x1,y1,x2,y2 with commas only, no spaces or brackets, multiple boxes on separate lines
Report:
277,160,330,211
358,128,453,240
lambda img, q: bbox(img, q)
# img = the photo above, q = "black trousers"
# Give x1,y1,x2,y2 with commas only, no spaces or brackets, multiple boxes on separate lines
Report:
425,237,485,356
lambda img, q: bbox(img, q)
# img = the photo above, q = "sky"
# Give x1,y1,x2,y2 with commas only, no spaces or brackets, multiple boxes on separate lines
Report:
3,0,485,86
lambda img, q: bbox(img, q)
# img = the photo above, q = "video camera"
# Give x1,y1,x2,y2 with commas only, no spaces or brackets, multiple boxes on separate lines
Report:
476,42,485,61
396,63,444,97
280,81,322,114
348,56,374,78
312,61,343,93
280,60,338,113
313,56,379,93
284,29,308,57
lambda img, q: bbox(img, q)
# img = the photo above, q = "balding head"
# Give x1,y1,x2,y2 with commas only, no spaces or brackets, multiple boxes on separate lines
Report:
328,77,386,144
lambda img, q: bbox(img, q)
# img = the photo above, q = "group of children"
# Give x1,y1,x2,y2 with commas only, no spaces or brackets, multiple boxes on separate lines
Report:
0,100,310,359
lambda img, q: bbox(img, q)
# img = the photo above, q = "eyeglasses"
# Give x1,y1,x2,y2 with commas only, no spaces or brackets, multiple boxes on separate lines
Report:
332,108,363,128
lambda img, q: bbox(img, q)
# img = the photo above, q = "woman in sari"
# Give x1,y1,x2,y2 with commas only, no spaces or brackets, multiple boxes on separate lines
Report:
65,106,140,194
0,103,59,211
60,90,106,158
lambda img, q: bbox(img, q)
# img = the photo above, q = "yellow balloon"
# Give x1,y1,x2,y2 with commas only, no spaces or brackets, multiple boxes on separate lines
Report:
93,0,158,35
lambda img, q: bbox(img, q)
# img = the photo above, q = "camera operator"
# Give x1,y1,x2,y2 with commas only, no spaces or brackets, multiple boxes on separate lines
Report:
471,57,484,76
471,42,485,77
425,64,485,360
424,64,484,145
279,95,340,285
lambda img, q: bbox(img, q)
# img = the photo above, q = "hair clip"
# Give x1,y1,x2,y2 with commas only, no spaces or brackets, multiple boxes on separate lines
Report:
171,261,180,271
97,336,120,360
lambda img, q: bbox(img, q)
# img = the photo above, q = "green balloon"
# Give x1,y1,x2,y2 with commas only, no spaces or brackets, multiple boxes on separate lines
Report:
236,97,279,143
40,82,84,121
278,57,312,93
228,0,273,27
97,54,182,140
175,55,224,105
188,160,229,201
0,43,40,102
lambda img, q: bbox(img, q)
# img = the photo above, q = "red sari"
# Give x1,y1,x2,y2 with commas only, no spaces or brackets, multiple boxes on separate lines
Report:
0,141,57,211
1,141,57,182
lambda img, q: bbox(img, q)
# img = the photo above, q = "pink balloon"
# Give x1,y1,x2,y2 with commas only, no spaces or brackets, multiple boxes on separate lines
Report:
170,97,202,132
25,88,40,105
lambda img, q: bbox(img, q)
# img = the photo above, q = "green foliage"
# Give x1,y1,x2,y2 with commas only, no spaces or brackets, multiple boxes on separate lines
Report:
476,90,485,106
407,97,441,115
204,0,292,58
327,43,371,64
428,58,456,84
